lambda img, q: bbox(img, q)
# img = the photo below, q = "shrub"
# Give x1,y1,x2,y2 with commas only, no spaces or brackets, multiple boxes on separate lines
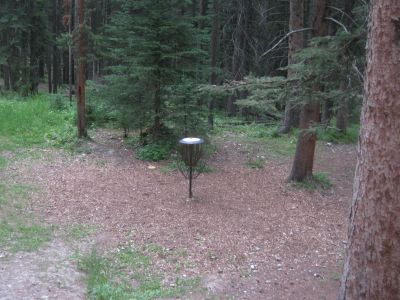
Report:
136,143,172,161
0,94,76,150
317,124,359,144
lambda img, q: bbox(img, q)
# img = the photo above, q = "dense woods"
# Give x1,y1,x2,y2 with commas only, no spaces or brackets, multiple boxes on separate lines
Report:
0,0,368,182
1,1,400,299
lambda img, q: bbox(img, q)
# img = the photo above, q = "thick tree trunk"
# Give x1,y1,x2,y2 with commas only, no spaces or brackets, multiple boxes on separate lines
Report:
339,1,400,299
288,101,319,181
208,0,219,129
279,0,304,134
76,0,87,138
288,0,328,182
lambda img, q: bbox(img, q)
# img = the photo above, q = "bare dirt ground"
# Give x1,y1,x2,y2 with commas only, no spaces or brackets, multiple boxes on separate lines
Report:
0,129,356,300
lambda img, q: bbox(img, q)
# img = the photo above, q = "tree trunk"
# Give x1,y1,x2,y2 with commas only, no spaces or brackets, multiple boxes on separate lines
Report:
2,65,10,90
69,11,73,105
321,100,333,128
76,0,87,138
198,0,208,29
208,0,219,129
52,0,59,94
339,1,400,299
287,0,328,182
336,81,349,133
287,101,319,181
47,46,53,93
279,0,304,134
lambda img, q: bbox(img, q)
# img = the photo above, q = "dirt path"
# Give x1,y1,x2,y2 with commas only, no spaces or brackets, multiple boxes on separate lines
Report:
0,240,85,300
0,129,357,300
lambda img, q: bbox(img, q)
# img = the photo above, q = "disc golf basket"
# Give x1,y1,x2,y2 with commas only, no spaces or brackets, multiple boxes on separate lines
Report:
178,137,204,198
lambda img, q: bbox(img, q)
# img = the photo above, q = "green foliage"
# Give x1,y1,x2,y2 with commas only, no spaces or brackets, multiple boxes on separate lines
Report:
0,222,51,252
0,0,50,94
166,78,208,138
317,123,359,144
235,76,286,118
103,0,208,141
213,118,297,159
0,183,52,252
0,94,76,151
85,80,119,127
136,143,173,162
293,172,333,191
0,155,7,170
78,246,200,300
245,158,265,169
64,224,97,240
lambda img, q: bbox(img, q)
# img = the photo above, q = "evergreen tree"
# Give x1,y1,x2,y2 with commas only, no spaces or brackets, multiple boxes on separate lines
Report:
105,0,207,140
0,0,50,94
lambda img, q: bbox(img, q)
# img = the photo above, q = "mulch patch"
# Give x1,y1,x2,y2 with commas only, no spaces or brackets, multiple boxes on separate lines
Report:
17,129,356,299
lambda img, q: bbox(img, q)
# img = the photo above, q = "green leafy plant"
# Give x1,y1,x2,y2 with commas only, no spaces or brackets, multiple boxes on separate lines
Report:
245,158,265,169
293,172,333,191
136,143,173,162
317,124,359,144
78,246,200,300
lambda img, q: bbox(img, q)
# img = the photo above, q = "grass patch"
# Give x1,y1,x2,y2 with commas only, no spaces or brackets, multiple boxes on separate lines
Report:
213,120,296,160
78,246,201,300
160,159,213,174
0,221,52,252
317,124,359,144
0,183,52,252
245,158,265,169
0,93,76,151
0,155,7,170
292,172,333,191
64,224,97,240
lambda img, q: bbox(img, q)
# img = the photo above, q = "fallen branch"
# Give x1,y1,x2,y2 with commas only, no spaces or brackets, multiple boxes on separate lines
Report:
261,28,312,57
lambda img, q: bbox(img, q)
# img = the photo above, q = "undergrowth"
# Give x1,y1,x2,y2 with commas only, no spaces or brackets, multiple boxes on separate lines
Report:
213,117,297,160
159,159,213,174
0,183,52,252
78,245,201,300
317,124,359,144
0,93,76,151
292,172,333,191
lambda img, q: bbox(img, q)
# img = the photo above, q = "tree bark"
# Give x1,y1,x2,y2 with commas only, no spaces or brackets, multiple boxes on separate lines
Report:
76,0,87,138
2,65,10,90
288,101,319,181
52,0,59,94
208,0,219,129
321,99,333,128
339,1,400,299
279,0,304,134
336,81,349,133
47,46,53,93
287,0,328,182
